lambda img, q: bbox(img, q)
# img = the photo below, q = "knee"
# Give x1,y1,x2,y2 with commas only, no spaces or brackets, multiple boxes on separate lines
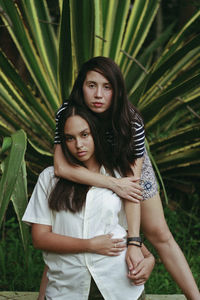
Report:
144,224,173,246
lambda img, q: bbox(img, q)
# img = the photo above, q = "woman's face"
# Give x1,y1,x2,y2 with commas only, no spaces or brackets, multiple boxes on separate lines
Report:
82,71,113,114
64,115,96,168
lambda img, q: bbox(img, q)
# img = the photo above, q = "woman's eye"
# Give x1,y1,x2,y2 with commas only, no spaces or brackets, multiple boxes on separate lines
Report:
82,132,89,137
104,85,112,90
88,83,95,88
65,136,73,142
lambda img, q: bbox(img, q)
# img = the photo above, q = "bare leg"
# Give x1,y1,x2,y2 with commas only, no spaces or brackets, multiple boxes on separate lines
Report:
37,265,48,300
141,192,200,300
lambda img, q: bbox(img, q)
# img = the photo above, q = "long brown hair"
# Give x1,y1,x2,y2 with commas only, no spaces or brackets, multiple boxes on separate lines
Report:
49,104,104,212
68,56,143,175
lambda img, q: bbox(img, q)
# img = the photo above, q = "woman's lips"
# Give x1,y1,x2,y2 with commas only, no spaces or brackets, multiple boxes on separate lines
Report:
77,151,87,157
93,102,103,108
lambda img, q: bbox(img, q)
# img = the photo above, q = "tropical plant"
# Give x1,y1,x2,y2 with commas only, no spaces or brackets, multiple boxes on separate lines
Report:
0,0,200,237
0,130,29,252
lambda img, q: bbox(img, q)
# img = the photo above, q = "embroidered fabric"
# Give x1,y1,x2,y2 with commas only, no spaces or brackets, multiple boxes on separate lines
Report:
141,148,158,200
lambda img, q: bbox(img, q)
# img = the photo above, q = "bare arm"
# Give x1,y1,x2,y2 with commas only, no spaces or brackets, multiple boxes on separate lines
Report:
125,157,143,236
54,145,142,203
31,223,125,256
125,157,144,269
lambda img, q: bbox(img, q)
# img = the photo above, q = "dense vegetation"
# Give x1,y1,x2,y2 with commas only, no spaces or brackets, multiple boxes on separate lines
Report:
0,0,199,294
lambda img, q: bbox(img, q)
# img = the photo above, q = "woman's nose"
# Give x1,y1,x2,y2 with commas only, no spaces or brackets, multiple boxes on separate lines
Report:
76,138,83,148
95,86,103,98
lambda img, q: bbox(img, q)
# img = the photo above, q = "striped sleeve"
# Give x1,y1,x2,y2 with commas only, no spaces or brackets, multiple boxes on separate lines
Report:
131,121,145,158
54,101,69,144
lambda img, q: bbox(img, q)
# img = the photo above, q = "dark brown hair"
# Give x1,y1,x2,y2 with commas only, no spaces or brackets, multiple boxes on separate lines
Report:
68,56,143,175
49,104,104,212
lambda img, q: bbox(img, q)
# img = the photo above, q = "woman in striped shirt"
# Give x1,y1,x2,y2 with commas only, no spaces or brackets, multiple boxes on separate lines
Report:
53,57,200,300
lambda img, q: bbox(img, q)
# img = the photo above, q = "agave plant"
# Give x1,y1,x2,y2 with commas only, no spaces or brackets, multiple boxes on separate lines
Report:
0,130,29,252
0,0,200,245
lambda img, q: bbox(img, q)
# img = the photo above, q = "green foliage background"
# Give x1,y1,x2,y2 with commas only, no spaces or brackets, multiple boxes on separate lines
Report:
0,0,200,293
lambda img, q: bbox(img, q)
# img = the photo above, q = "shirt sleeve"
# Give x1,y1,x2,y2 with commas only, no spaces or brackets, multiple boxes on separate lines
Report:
129,104,145,158
54,101,69,144
131,121,145,158
22,167,56,226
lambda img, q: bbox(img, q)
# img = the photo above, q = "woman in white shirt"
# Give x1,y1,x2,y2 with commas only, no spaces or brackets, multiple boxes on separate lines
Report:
23,104,155,300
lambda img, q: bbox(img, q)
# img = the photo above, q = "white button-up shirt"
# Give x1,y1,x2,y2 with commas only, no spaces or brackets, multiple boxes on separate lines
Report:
22,166,144,300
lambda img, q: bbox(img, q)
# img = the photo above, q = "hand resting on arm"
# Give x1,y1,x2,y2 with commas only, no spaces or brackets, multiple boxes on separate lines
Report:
32,223,126,256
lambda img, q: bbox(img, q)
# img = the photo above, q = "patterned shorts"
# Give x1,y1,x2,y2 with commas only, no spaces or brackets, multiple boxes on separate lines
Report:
140,148,158,201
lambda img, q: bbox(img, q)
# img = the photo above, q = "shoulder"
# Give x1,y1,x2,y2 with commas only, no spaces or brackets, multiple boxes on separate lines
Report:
39,166,55,178
37,166,57,190
129,108,145,135
55,100,70,120
128,102,144,126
